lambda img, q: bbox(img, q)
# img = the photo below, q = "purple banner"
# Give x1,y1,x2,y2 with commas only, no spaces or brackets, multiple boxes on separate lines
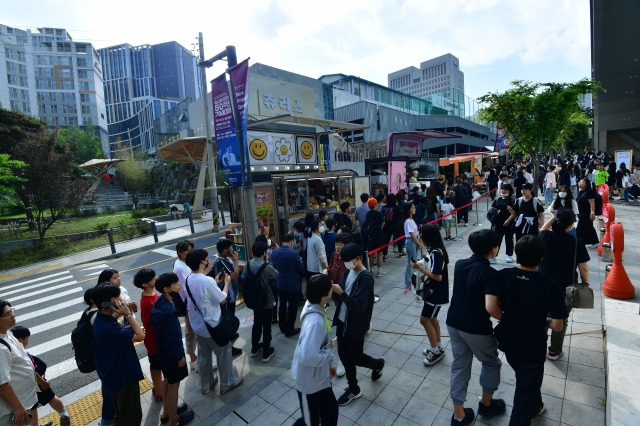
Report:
212,73,242,186
496,126,512,151
229,59,250,186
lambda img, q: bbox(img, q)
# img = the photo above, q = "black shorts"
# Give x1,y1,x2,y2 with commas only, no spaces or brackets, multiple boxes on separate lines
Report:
162,364,189,385
421,302,442,319
37,387,55,407
148,354,161,371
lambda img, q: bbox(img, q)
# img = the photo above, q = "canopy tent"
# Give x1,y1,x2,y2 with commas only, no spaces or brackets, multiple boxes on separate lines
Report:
79,158,124,170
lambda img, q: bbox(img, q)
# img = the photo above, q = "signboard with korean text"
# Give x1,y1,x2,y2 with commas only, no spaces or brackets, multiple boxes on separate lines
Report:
296,136,317,164
615,150,632,171
248,74,315,119
388,133,422,158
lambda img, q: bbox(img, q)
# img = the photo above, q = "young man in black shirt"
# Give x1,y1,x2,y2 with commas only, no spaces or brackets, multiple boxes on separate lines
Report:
446,230,506,425
497,235,567,424
507,183,545,241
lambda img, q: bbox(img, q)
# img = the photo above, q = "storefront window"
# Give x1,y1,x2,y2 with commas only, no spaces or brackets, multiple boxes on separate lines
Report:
307,178,337,210
286,179,308,218
338,177,355,206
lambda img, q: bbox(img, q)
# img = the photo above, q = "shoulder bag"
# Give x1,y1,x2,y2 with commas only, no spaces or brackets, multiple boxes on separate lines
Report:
185,277,239,346
565,235,594,309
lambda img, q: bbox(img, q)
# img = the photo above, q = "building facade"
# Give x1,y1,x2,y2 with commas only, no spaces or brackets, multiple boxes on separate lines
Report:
388,53,465,97
0,25,109,153
99,41,201,156
591,0,640,154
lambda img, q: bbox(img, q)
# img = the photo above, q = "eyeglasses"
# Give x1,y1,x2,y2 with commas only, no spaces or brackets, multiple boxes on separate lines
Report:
1,308,16,318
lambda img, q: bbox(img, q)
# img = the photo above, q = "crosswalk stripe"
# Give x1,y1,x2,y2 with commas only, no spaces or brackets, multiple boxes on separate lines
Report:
29,312,83,336
29,334,72,357
84,271,104,277
77,264,110,271
0,271,69,291
15,289,83,311
46,358,78,380
1,275,74,297
18,298,83,322
8,280,78,303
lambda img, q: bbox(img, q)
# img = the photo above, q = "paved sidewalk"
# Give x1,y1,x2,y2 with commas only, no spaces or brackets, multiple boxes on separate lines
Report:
23,198,640,425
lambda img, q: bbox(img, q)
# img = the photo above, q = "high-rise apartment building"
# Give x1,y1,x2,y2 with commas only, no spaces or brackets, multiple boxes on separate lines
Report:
388,53,464,97
0,25,109,153
99,41,201,155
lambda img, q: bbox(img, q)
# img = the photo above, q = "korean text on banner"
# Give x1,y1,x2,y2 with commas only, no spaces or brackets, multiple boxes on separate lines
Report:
229,59,250,186
212,73,242,186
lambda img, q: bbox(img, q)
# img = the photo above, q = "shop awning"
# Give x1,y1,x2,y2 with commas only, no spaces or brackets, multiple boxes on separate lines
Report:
158,137,209,163
78,158,124,170
247,114,369,135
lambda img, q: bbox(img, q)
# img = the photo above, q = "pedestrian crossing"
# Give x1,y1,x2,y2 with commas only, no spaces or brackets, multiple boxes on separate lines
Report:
0,265,149,396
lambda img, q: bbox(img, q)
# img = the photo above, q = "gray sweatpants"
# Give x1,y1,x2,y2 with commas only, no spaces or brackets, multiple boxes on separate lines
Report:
448,325,502,406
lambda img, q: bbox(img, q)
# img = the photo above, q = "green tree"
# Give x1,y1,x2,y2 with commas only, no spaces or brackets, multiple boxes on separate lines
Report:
0,153,26,194
114,143,151,194
56,125,104,165
0,107,90,239
478,79,602,192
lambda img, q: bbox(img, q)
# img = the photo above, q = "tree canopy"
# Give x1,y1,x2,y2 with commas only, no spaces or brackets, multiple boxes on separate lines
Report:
0,154,26,194
478,79,602,190
56,125,104,165
0,107,90,240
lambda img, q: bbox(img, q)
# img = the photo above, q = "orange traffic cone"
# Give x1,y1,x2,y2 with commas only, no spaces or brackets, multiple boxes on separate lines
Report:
602,222,635,299
598,203,615,257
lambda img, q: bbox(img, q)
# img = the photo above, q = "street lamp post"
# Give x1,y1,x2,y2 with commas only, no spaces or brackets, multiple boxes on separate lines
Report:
197,33,221,232
198,40,258,248
163,163,169,207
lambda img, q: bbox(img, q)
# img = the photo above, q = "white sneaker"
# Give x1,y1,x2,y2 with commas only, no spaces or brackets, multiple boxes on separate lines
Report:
336,361,346,377
212,362,218,371
189,361,198,373
506,256,513,263
376,269,387,277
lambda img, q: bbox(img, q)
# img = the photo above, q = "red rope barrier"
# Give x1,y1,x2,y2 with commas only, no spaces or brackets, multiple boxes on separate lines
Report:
366,188,497,255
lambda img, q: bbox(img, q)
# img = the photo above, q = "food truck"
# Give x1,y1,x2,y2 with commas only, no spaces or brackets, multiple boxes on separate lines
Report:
439,151,499,188
365,130,460,195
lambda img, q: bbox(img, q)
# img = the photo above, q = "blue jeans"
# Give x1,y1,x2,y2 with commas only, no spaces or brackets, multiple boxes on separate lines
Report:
404,238,417,287
624,187,630,202
544,187,555,206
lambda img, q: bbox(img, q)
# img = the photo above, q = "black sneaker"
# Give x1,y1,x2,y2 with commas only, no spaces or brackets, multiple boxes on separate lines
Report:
423,349,444,366
232,347,243,357
451,407,475,425
176,409,195,425
250,343,263,357
477,398,506,418
337,387,362,406
371,357,385,381
262,347,276,362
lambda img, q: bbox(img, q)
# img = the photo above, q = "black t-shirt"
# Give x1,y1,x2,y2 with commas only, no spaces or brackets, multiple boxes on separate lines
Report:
538,230,590,287
431,180,445,198
491,196,515,224
453,185,469,207
576,189,595,216
424,248,449,305
513,176,526,198
446,255,501,335
497,268,567,362
513,197,544,235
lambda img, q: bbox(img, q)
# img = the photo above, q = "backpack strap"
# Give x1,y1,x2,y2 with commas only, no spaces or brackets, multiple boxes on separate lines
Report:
185,276,203,315
0,337,11,353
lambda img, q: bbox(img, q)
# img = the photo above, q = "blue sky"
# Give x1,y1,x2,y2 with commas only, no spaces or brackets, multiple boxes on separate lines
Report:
3,0,591,100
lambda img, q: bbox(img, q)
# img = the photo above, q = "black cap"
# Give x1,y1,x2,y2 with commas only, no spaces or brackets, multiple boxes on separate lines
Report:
522,183,534,190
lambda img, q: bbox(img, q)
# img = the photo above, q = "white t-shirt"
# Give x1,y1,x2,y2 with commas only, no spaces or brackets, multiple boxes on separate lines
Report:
173,258,192,301
404,218,418,238
548,199,579,215
545,172,556,189
441,203,455,220
0,331,37,417
185,272,227,338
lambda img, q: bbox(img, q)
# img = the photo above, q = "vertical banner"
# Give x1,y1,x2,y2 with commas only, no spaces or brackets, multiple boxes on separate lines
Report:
496,126,512,151
229,59,250,186
323,143,331,171
212,73,242,186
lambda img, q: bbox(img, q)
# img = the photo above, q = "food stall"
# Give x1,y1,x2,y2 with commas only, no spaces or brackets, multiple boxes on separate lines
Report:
366,130,460,194
439,151,500,188
226,121,369,260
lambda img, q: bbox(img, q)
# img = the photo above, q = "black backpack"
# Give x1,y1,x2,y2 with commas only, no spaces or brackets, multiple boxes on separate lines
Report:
242,263,268,310
71,310,97,373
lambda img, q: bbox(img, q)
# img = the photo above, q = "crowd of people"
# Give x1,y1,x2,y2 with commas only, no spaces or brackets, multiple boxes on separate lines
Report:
0,148,627,426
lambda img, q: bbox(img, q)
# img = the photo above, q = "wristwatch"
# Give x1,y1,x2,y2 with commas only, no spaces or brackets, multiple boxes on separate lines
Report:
124,314,132,319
